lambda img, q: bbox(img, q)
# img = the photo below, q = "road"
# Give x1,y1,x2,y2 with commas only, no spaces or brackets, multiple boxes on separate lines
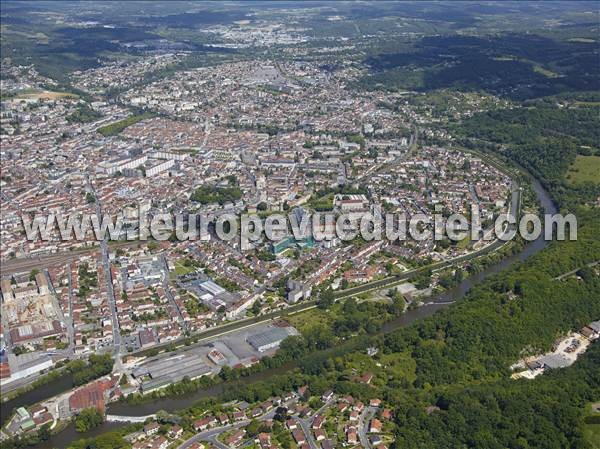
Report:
87,175,123,365
178,397,297,449
66,266,75,354
554,260,599,280
44,269,75,359
106,414,156,423
161,254,188,332
296,398,335,449
357,405,378,449
297,416,319,449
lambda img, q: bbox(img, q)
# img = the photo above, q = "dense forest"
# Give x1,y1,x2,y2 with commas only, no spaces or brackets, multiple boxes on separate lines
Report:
361,32,599,100
392,344,600,449
455,102,600,209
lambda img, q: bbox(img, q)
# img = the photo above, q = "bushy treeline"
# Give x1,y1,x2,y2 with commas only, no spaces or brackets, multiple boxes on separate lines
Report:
67,353,114,387
96,112,154,137
66,104,102,124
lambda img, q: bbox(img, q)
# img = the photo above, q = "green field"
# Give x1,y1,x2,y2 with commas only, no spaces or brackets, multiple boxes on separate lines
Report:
173,260,196,276
286,306,332,334
566,155,600,184
3,88,79,101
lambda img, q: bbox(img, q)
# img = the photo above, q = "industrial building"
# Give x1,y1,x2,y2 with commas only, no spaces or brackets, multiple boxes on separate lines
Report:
246,325,298,353
1,353,53,383
199,280,226,296
132,352,212,393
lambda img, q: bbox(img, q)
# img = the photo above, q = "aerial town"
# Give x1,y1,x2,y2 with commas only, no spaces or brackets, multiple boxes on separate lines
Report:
0,52,517,447
1,2,599,449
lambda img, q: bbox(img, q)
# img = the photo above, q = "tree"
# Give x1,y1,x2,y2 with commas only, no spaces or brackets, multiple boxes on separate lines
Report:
67,432,130,449
251,300,261,316
245,419,261,437
190,184,242,205
29,268,40,282
68,353,114,386
318,288,335,309
37,423,51,442
576,266,594,283
74,407,103,432
454,268,464,283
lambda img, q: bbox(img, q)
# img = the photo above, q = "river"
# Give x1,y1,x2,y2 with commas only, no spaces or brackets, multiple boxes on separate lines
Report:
7,174,556,449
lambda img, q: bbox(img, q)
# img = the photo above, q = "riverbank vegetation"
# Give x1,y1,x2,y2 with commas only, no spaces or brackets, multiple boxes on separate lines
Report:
1,367,67,402
74,408,103,433
68,354,114,387
2,354,114,404
120,282,412,405
68,424,142,449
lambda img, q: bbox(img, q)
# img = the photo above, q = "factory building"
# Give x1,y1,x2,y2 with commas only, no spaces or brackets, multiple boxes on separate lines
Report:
246,325,298,353
132,352,212,393
200,280,226,296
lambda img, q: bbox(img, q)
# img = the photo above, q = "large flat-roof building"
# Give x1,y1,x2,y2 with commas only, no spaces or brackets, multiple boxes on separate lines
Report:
246,325,298,353
133,352,212,393
200,280,226,296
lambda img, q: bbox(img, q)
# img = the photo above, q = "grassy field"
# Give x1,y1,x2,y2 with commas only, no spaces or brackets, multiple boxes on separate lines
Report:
566,155,600,185
11,89,78,100
286,306,332,334
455,235,472,250
568,37,597,43
172,260,197,276
532,64,561,78
167,258,198,281
342,350,417,387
